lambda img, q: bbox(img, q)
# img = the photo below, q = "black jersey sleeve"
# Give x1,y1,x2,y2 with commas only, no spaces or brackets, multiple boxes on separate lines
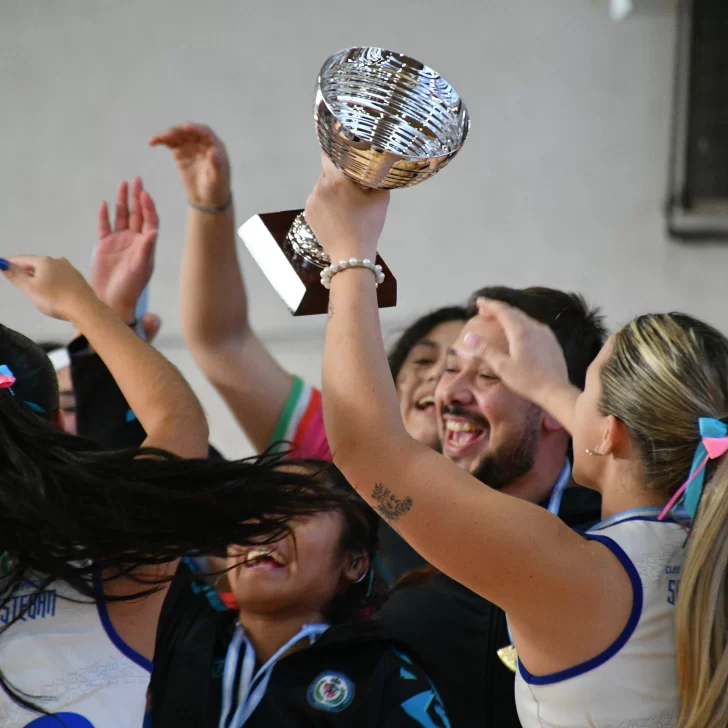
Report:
69,335,222,458
69,335,148,449
377,649,452,728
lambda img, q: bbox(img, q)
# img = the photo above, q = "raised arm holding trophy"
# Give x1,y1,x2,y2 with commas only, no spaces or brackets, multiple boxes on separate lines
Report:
238,46,470,315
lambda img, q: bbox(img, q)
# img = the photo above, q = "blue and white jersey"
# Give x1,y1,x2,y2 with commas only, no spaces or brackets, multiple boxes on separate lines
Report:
0,574,152,727
515,508,685,728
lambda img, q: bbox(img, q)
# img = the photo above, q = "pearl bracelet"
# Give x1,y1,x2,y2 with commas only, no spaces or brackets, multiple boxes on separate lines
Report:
320,258,385,290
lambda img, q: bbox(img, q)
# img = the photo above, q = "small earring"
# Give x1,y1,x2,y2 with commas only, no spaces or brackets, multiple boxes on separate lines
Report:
585,447,603,456
355,569,368,584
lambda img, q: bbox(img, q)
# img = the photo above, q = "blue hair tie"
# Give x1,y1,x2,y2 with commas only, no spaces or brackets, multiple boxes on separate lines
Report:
658,416,728,521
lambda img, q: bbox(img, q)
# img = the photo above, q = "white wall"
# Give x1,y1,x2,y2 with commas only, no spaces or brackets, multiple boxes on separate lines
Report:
3,0,721,458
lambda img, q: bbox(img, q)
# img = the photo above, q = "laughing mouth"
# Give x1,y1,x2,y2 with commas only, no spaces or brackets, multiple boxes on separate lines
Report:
415,395,436,412
242,547,287,569
443,418,486,452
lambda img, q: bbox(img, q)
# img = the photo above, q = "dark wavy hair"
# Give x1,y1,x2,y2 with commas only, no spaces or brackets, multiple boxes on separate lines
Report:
387,306,468,382
0,325,59,417
0,392,344,713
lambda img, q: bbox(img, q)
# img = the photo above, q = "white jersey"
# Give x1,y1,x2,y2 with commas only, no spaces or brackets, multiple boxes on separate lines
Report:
0,574,152,727
515,508,685,728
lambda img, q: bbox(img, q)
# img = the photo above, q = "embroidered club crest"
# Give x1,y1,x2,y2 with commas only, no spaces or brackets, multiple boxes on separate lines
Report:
308,672,355,712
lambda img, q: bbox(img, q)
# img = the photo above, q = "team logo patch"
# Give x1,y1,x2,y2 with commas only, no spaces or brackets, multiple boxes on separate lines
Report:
308,672,355,712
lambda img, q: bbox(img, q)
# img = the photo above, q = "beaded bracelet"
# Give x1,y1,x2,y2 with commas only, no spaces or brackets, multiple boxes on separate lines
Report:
320,258,385,290
188,194,233,215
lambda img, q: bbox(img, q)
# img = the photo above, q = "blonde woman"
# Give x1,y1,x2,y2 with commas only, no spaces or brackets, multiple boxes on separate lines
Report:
305,157,726,728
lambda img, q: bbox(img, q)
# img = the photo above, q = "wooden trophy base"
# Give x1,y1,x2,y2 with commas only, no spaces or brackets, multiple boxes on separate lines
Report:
238,210,397,316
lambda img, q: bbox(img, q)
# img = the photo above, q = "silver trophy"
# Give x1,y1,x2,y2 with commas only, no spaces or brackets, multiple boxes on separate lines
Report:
239,47,470,316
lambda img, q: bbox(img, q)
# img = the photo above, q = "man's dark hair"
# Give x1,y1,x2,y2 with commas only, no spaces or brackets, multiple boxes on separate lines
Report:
387,306,468,381
466,287,607,389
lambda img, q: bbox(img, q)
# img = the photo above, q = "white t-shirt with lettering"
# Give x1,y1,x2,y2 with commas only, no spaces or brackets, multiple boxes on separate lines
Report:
0,573,151,728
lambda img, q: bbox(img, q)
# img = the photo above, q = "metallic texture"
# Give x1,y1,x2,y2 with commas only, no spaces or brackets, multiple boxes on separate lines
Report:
287,46,470,264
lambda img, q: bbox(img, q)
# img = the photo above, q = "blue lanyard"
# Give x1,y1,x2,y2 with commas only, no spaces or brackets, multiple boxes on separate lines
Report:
219,622,329,728
546,460,571,516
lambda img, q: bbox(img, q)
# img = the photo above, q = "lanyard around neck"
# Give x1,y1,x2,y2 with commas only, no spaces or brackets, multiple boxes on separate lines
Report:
546,460,571,516
219,622,329,728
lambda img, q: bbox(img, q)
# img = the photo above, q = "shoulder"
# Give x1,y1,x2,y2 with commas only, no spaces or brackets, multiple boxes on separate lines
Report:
153,560,232,668
149,561,233,721
586,518,685,565
299,640,450,727
376,647,451,727
268,376,331,460
328,624,449,714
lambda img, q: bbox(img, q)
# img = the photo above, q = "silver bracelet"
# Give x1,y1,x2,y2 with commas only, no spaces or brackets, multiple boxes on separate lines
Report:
320,258,384,289
188,194,233,215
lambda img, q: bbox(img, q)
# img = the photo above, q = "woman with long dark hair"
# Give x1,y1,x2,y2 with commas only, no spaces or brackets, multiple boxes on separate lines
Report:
0,255,339,727
149,459,450,727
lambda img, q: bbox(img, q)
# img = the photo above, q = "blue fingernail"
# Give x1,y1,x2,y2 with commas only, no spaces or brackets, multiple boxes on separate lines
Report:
0,259,9,271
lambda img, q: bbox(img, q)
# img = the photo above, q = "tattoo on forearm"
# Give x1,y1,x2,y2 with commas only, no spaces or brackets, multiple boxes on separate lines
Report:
372,483,413,525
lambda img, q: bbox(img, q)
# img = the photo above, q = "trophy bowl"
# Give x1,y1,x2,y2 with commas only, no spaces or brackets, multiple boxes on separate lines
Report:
239,47,470,316
315,46,470,190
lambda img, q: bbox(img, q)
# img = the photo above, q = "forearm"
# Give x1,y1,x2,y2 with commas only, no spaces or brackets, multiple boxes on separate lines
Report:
540,384,580,436
180,206,251,351
71,295,208,457
323,269,407,468
179,206,295,451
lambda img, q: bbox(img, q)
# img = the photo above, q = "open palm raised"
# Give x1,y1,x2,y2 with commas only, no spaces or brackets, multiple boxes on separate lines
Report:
149,123,231,208
93,177,158,323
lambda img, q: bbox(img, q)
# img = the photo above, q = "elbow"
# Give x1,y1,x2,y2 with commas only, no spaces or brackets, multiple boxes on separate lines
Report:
185,327,254,373
183,314,253,352
151,408,210,459
181,407,210,458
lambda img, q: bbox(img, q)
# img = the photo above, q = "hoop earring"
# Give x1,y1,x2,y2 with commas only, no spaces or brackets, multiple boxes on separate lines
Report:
355,569,368,584
585,447,603,456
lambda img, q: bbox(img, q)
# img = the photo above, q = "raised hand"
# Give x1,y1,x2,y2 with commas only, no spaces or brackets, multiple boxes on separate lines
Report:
93,177,158,324
1,255,96,321
149,123,231,208
304,154,389,265
470,299,572,408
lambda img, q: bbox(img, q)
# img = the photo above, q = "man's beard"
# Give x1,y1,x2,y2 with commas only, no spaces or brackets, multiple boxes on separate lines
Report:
470,406,541,490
